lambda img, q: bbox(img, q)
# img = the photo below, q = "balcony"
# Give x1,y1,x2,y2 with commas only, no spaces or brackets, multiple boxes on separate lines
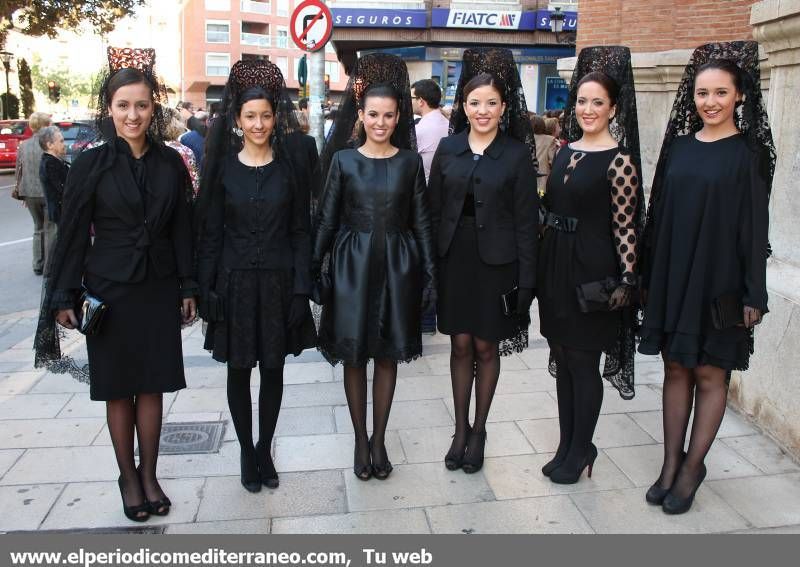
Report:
274,35,289,48
240,0,270,14
241,32,271,47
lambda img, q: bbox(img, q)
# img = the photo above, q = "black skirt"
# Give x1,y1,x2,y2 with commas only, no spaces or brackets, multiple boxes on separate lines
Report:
437,217,524,346
204,269,317,369
85,270,186,401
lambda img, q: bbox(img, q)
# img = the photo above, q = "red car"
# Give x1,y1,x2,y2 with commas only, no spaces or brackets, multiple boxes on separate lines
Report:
0,120,32,169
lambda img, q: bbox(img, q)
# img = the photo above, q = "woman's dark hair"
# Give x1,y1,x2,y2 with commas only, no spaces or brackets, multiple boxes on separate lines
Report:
358,83,400,110
462,72,507,102
235,86,277,117
577,71,620,107
695,58,746,93
105,67,156,103
531,114,547,135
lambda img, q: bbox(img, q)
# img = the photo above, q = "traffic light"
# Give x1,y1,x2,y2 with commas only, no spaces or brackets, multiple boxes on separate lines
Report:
47,81,60,103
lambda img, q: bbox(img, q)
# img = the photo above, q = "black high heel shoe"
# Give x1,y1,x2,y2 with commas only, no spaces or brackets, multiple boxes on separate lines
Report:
136,464,171,516
353,441,373,481
461,430,487,474
662,463,707,515
646,452,687,505
256,441,279,489
541,450,568,477
444,426,471,471
117,476,150,522
369,437,393,480
549,443,598,484
240,451,262,493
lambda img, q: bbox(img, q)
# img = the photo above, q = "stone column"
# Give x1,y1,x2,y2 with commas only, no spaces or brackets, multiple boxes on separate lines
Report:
729,0,800,459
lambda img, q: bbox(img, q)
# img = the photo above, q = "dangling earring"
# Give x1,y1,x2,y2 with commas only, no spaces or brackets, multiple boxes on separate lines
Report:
233,126,243,137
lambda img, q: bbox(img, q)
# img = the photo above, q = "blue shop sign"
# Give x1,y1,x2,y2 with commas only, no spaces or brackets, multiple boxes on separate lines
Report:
431,8,537,30
362,45,575,66
331,8,428,29
534,10,578,31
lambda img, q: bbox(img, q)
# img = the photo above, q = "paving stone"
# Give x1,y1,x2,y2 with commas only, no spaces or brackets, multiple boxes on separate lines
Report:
517,413,656,455
722,435,800,474
0,449,23,478
395,358,436,378
283,362,334,385
282,382,348,408
56,394,107,418
495,370,557,394
345,462,494,512
0,393,72,419
272,509,430,534
398,422,533,464
166,518,271,534
274,431,405,472
730,524,800,534
196,470,346,521
1,446,120,485
444,392,559,423
597,386,662,415
570,486,748,533
629,408,758,443
516,347,552,370
275,406,336,437
482,452,633,500
392,374,452,402
171,388,230,413
183,367,228,389
156,440,240,479
604,442,762,487
0,418,105,449
0,372,43,395
334,399,453,433
426,496,594,534
707,473,800,528
0,483,65,532
41,477,203,530
634,362,666,385
165,412,222,424
28,372,89,394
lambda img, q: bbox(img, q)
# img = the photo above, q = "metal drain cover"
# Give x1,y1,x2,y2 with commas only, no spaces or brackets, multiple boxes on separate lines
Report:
137,421,225,455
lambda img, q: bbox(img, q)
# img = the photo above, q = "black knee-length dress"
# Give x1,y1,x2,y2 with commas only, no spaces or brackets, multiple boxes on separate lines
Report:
638,134,769,370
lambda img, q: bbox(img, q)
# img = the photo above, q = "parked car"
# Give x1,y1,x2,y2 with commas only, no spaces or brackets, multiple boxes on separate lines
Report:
0,120,32,169
55,120,99,164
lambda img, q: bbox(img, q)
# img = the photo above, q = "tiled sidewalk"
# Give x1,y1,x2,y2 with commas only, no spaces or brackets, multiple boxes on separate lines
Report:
1,306,799,534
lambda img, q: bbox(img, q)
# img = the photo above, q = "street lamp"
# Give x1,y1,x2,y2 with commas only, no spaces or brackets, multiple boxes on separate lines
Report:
549,8,576,46
0,51,12,120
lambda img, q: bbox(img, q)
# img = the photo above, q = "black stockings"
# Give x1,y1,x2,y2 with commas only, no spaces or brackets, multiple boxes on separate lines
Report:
449,334,501,451
658,360,728,498
549,343,603,469
107,393,165,513
344,359,397,468
227,365,284,477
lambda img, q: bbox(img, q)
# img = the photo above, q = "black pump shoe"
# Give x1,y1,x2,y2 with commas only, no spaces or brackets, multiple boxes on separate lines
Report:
444,427,471,471
541,453,567,477
240,452,262,493
550,443,598,484
369,437,393,480
136,464,170,516
646,452,687,505
117,477,150,522
256,441,279,489
353,443,373,481
662,463,707,515
461,430,487,474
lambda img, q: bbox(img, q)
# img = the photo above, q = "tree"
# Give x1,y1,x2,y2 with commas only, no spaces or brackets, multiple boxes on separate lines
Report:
0,0,144,49
1,93,20,119
31,55,94,102
18,58,34,117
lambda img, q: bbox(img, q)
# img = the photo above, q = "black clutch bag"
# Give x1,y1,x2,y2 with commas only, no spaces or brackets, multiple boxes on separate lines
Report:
500,286,519,317
576,277,619,313
311,272,332,306
710,292,744,330
75,288,108,336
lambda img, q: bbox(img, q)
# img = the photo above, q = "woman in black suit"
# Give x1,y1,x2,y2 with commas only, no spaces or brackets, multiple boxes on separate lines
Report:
197,60,317,493
429,48,539,474
35,48,196,522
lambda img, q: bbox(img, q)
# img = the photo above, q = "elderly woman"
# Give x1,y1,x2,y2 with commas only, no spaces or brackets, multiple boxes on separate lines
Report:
164,107,200,197
37,125,70,225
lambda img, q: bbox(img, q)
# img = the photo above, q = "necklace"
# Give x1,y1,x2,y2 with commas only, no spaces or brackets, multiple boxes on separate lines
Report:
358,147,398,159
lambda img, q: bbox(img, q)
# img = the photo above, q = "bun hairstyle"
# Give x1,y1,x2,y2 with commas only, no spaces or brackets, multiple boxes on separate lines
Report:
357,83,400,109
462,72,507,102
577,71,620,107
694,58,747,94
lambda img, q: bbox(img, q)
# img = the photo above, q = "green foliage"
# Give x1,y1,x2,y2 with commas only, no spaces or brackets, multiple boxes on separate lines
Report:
31,55,95,102
17,58,35,116
1,93,20,119
1,0,144,48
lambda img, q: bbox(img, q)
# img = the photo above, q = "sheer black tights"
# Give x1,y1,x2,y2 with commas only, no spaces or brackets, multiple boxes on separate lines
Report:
344,359,398,469
657,360,728,498
449,334,501,452
227,365,284,475
107,394,165,512
549,343,603,469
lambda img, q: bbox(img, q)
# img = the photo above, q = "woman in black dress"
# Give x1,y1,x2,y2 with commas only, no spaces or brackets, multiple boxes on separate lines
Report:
197,60,316,493
537,46,644,484
35,48,196,521
313,54,436,480
37,125,69,225
640,42,774,514
429,48,539,474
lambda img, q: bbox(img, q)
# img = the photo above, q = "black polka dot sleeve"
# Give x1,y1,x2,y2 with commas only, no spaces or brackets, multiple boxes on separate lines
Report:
607,151,639,287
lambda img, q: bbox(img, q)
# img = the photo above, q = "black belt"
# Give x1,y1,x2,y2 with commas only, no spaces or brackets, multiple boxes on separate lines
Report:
544,212,578,233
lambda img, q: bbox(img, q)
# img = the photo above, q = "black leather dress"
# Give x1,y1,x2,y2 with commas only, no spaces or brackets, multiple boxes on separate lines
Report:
312,149,436,366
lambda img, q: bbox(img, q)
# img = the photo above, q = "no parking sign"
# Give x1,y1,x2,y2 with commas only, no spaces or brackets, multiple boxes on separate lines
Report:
290,0,333,52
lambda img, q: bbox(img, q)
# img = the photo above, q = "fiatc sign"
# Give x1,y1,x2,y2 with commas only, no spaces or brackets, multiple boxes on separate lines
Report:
431,8,578,32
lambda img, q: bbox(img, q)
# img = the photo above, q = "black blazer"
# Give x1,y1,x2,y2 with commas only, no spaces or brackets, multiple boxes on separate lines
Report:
285,131,321,202
55,140,194,291
39,153,69,223
428,130,539,288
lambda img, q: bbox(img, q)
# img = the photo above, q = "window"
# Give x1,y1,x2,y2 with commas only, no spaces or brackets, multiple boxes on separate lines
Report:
205,0,230,10
206,21,230,43
276,56,289,79
276,26,289,48
324,61,340,83
240,0,270,14
206,53,231,77
277,0,289,17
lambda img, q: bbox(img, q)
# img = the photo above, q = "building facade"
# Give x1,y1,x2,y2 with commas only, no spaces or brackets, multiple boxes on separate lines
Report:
181,0,348,109
565,0,800,459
